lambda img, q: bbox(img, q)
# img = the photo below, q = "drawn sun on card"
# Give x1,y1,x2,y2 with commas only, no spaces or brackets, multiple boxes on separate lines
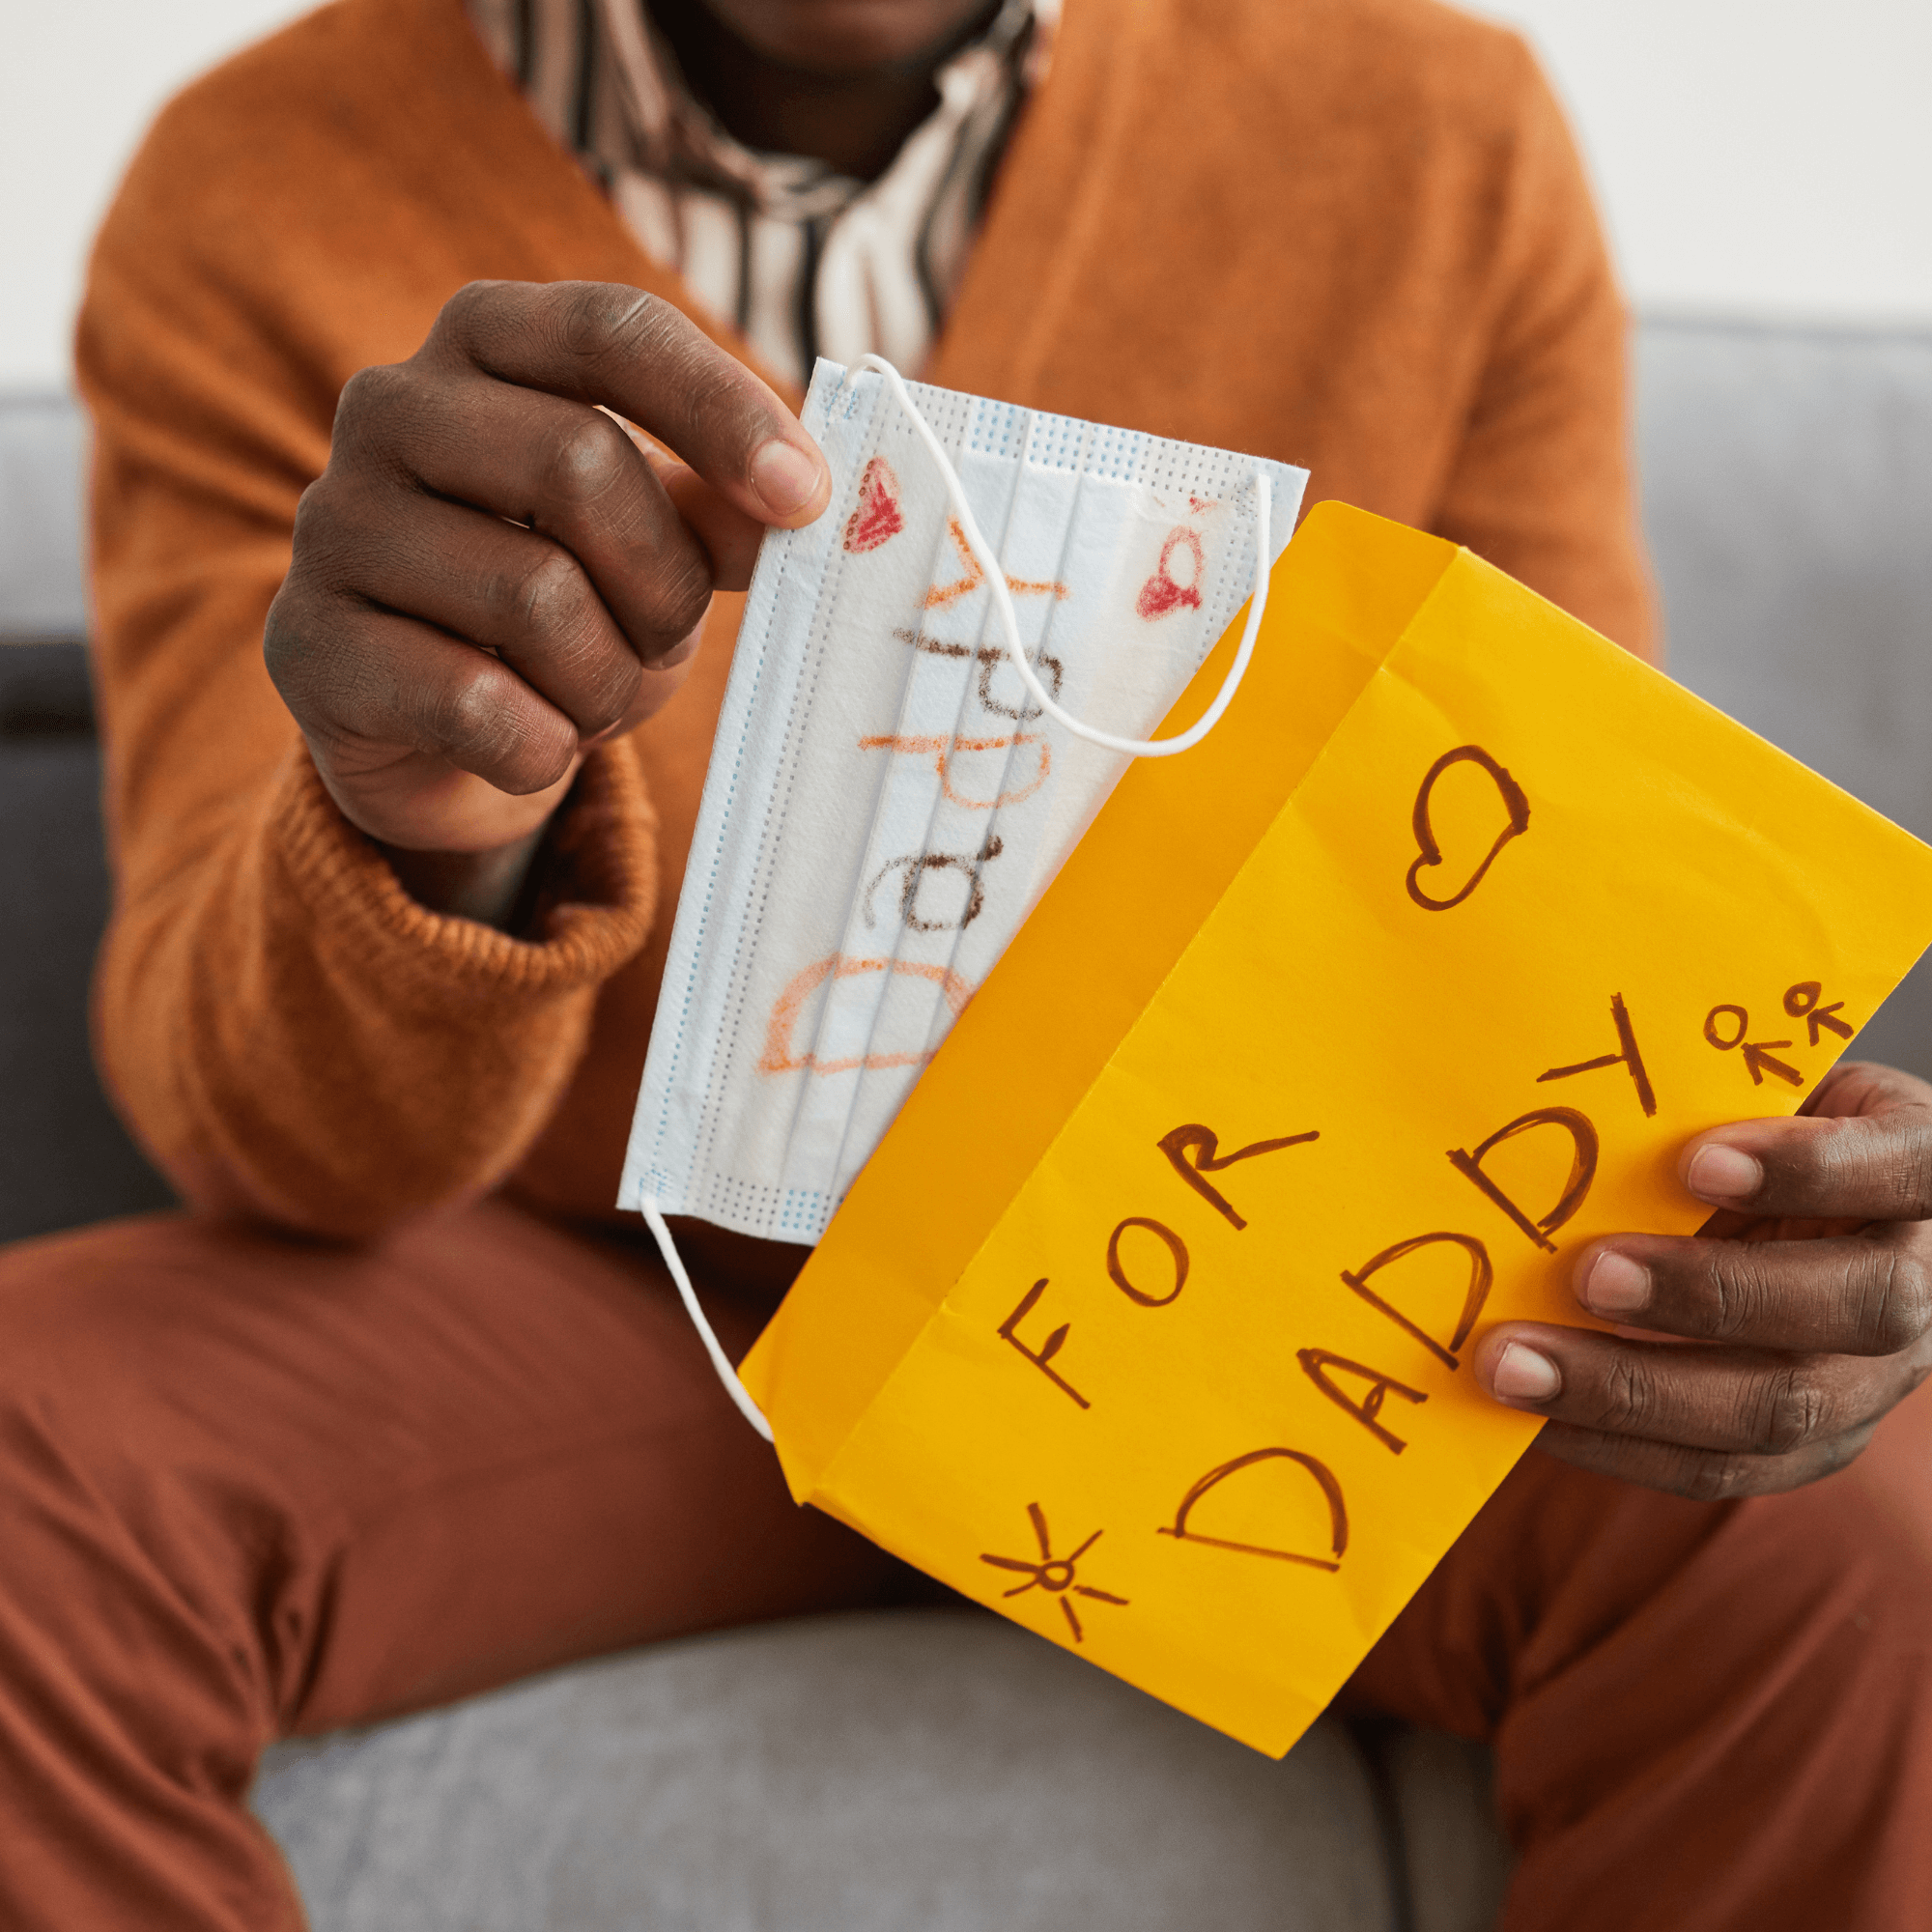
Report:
979,1502,1129,1643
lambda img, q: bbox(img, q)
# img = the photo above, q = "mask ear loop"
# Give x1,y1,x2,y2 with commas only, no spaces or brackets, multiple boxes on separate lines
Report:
642,359,1273,1444
851,354,1272,758
640,1195,776,1441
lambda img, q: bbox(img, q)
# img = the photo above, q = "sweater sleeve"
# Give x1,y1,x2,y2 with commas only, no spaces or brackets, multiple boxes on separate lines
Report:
1428,44,1659,662
76,73,658,1240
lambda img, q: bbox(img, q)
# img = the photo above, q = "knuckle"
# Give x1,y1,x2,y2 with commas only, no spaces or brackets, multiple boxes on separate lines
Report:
286,476,334,561
1855,1244,1932,1355
327,364,431,489
334,361,387,414
542,416,628,511
1679,1452,1758,1504
1818,1115,1932,1217
1599,1351,1661,1435
1869,1126,1930,1214
435,668,513,757
558,283,666,363
261,585,305,694
284,476,397,613
1895,1122,1932,1219
435,279,512,352
263,558,346,705
508,549,594,639
332,361,409,438
639,552,714,646
554,285,759,455
1701,1249,1775,1342
502,554,643,731
430,670,570,793
1743,1363,1831,1456
1697,1427,1866,1502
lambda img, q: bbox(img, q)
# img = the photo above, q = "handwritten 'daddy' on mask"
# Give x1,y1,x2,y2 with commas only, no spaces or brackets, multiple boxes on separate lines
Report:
620,359,1308,1248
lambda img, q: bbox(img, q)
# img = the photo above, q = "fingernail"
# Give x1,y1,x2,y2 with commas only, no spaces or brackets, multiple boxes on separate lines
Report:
1579,1250,1650,1316
1686,1144,1762,1204
1490,1343,1561,1404
750,439,821,517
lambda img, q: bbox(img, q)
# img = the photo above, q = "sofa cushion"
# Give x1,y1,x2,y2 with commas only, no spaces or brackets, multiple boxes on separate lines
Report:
252,1609,1413,1932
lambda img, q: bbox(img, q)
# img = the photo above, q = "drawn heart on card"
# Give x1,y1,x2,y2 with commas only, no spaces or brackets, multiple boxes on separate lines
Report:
1404,744,1532,912
843,456,906,553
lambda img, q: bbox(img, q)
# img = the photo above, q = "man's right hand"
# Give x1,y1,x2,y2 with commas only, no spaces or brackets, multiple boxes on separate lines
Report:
264,280,828,922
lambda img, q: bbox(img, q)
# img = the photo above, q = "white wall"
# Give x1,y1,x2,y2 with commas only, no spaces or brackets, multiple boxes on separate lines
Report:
4,0,1930,392
1472,0,1932,326
4,0,316,391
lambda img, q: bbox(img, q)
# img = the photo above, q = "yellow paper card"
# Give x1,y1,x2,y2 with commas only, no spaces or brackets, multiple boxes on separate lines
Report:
743,503,1932,1756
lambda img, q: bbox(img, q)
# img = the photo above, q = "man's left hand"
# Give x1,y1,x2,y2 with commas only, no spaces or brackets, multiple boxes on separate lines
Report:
1477,1061,1932,1498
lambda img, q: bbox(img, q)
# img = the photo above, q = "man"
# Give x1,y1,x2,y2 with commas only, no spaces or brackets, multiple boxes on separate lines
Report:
5,0,1927,1923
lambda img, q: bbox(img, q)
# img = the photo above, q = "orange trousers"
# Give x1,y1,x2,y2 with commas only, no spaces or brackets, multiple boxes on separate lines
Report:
2,1203,1928,1930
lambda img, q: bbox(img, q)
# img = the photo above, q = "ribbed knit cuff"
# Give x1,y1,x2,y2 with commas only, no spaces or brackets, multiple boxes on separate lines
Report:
267,737,660,1017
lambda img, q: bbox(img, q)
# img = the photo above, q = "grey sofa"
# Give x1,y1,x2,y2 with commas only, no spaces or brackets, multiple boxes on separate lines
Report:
4,315,1929,1928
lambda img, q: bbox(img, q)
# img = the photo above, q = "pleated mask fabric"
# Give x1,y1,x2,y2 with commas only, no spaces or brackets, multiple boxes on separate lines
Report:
620,360,1307,1254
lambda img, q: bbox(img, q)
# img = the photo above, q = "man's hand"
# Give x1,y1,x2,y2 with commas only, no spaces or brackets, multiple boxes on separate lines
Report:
1477,1061,1932,1499
265,280,829,923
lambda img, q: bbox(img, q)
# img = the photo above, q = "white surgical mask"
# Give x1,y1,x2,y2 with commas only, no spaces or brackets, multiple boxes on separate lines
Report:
620,356,1307,1432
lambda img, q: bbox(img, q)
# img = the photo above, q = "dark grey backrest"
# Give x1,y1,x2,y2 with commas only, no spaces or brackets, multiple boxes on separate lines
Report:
0,391,172,1238
1636,319,1932,1073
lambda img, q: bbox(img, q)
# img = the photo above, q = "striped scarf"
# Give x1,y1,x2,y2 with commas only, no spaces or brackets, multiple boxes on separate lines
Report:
466,0,1054,388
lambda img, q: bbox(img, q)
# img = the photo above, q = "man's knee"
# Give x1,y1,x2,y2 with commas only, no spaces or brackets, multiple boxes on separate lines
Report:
0,1218,298,1675
0,1221,178,1456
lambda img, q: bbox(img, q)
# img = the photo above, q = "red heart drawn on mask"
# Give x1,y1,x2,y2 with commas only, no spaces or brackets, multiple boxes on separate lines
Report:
1136,526,1207,620
842,456,906,553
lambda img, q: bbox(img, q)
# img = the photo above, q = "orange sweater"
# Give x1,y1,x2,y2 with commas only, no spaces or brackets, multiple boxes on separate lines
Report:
77,0,1651,1242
